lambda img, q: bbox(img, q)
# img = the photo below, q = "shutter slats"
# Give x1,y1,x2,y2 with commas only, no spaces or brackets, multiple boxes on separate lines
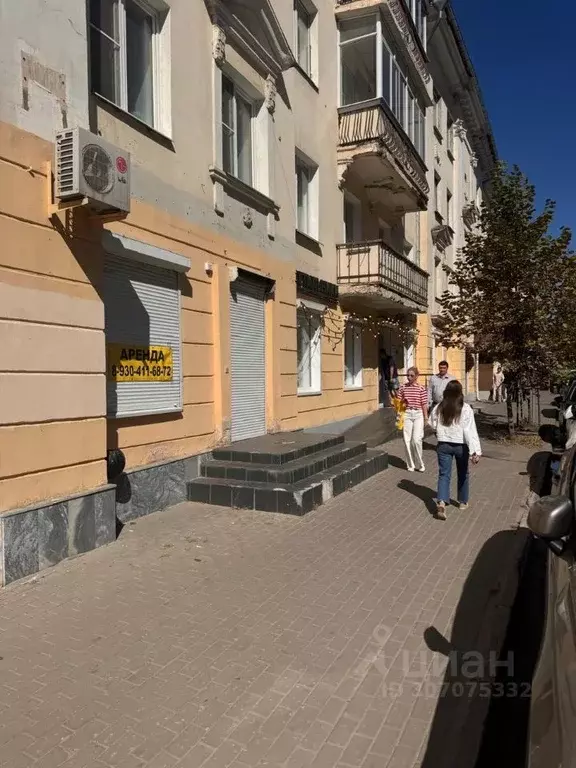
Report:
230,277,266,442
105,255,182,418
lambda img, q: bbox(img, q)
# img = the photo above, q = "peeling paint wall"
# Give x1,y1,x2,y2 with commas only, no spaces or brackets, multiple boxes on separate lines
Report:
0,0,89,141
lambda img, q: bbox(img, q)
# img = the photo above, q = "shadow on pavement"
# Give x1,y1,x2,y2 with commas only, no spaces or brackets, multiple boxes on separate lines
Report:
474,536,547,767
419,528,531,768
397,478,438,515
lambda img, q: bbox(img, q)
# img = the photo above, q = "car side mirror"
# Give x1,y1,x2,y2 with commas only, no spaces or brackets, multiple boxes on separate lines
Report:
538,425,565,450
528,495,574,555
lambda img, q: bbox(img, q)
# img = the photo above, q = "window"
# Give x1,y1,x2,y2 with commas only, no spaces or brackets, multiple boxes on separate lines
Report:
408,0,426,44
344,323,363,389
434,173,441,215
433,90,442,135
296,0,312,77
295,155,318,238
104,253,183,418
340,16,377,106
446,190,453,226
414,211,421,266
222,75,253,186
297,308,322,393
89,0,168,130
447,115,454,157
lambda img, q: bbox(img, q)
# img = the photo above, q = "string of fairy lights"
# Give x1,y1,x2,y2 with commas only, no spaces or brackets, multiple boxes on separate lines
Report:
297,302,419,348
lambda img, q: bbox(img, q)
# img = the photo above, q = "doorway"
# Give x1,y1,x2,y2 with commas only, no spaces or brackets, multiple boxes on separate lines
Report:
229,274,267,442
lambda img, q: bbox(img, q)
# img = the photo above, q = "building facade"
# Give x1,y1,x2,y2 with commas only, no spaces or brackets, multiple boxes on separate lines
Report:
0,0,495,584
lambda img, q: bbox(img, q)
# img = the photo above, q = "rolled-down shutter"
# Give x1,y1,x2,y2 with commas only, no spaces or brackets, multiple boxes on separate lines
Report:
104,254,182,418
230,276,266,442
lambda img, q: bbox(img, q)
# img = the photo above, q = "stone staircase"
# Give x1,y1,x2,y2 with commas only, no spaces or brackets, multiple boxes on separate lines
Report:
187,432,388,516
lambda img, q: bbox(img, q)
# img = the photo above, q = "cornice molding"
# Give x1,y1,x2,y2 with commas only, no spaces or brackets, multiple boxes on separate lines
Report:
205,0,295,77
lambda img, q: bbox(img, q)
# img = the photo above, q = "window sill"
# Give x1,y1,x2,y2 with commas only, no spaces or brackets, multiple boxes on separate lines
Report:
297,389,322,397
295,229,322,255
93,93,174,149
344,385,363,392
209,166,280,216
294,64,319,92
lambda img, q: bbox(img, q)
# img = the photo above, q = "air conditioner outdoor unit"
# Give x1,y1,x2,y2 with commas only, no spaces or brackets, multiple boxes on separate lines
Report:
54,127,130,215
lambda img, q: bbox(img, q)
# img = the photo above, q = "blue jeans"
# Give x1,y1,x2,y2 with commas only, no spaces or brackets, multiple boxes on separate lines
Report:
437,442,470,504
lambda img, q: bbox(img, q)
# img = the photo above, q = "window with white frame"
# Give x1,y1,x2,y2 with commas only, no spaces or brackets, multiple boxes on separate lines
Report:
222,75,253,186
407,0,426,45
295,154,318,238
89,0,169,131
344,323,363,388
340,17,425,160
297,307,322,393
295,0,314,78
340,17,377,106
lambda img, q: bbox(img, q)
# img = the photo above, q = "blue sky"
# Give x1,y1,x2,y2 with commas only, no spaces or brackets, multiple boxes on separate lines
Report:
453,0,575,240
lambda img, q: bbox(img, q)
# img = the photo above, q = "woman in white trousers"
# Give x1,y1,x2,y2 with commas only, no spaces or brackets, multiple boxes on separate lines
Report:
398,367,428,472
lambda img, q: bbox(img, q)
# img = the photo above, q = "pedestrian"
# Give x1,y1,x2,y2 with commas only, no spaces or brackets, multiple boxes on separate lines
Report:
398,366,428,472
428,380,481,520
493,365,505,402
427,360,455,409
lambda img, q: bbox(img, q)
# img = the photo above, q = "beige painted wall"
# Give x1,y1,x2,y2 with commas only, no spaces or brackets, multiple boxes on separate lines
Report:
0,120,382,515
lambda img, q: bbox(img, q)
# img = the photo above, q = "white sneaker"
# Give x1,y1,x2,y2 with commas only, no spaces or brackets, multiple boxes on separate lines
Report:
407,466,415,472
417,466,425,473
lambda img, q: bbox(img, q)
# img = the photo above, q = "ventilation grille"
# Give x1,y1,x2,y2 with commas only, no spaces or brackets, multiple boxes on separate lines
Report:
55,130,77,197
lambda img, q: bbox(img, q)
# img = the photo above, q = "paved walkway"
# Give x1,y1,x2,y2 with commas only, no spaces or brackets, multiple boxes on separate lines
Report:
0,437,535,768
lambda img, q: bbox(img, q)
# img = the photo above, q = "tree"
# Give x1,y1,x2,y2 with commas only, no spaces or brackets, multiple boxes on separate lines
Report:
438,163,576,432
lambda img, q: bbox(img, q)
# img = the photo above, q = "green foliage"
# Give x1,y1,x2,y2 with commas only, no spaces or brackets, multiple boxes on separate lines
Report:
439,163,576,391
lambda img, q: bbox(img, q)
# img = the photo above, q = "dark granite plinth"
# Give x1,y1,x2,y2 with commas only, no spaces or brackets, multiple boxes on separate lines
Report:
1,484,116,586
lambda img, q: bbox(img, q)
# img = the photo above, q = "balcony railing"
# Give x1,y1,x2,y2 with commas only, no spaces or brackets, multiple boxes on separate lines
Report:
338,99,429,200
337,240,429,309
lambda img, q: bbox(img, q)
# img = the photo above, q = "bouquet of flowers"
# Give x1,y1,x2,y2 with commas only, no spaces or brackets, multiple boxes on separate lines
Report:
391,394,406,431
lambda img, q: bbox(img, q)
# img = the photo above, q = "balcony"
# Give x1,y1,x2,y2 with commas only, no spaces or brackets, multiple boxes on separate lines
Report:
338,99,429,212
337,240,429,313
335,0,430,95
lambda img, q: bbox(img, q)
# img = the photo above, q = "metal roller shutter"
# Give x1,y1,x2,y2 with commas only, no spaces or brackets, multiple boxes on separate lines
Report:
230,276,266,442
104,254,182,418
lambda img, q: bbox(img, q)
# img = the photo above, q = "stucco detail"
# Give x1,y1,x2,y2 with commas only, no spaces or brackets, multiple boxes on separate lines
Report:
212,25,226,66
264,75,277,114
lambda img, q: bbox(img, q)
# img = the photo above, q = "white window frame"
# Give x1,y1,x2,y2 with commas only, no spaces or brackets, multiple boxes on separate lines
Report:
344,323,363,390
297,304,322,395
221,74,254,187
338,15,378,107
89,0,171,135
295,0,317,82
295,151,319,240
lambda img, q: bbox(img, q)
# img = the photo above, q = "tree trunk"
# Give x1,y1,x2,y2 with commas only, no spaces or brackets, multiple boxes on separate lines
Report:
507,392,515,435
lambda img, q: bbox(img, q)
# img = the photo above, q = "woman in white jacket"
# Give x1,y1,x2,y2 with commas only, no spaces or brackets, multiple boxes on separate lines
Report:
428,380,481,520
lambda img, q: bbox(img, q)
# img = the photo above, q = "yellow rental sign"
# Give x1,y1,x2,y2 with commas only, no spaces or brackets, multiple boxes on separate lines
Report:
107,344,174,382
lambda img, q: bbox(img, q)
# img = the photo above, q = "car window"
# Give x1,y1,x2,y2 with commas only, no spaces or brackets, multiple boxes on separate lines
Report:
566,380,576,403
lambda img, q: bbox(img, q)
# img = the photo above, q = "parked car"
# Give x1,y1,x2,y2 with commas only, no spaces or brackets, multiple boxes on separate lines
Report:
527,429,576,767
549,375,576,433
